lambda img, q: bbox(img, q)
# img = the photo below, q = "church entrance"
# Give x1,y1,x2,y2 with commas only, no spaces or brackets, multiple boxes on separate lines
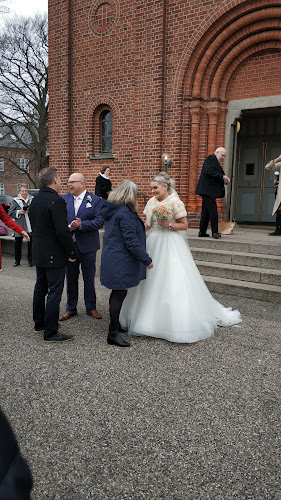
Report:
233,109,281,223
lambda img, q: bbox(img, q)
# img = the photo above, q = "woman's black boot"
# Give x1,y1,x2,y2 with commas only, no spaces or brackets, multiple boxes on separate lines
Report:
118,322,127,333
107,330,130,347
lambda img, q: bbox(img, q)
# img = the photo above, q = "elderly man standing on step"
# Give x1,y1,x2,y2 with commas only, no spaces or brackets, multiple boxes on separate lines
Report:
195,147,230,239
59,173,104,321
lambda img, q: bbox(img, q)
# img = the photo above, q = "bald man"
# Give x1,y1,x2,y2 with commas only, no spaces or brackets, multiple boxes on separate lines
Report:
59,173,104,321
195,148,230,239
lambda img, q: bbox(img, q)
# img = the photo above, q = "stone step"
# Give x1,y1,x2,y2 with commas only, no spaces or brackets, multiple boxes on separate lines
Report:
187,236,281,256
203,275,281,304
196,260,281,286
191,247,281,270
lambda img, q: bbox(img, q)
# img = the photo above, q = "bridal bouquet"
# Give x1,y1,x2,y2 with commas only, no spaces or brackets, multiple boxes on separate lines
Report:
152,205,173,220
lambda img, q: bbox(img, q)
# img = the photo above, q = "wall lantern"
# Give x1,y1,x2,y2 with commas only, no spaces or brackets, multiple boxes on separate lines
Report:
161,153,172,172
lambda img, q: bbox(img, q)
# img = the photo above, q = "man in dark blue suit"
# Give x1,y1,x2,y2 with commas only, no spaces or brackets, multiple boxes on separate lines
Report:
59,173,104,321
195,147,230,239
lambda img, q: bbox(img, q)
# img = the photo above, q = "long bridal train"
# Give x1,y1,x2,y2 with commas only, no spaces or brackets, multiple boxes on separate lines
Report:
120,226,241,343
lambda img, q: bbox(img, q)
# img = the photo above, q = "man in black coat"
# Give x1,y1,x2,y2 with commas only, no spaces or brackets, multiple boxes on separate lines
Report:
29,167,76,342
195,147,230,239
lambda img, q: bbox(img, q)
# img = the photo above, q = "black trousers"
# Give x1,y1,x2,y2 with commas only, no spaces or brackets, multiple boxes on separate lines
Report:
33,266,65,339
109,289,127,332
199,195,218,235
15,235,32,264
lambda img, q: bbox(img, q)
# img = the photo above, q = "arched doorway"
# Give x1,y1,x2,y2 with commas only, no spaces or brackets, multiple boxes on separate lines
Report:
175,0,281,219
233,108,281,223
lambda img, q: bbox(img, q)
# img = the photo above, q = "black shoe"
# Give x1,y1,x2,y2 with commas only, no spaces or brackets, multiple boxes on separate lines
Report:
268,230,281,236
34,325,44,333
107,331,130,347
212,233,221,239
13,261,20,267
44,333,74,343
198,232,210,237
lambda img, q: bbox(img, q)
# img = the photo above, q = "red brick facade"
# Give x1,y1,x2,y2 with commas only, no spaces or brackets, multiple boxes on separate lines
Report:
48,0,281,222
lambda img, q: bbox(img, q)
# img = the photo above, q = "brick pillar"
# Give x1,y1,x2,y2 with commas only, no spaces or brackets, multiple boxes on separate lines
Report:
187,104,202,212
207,106,219,155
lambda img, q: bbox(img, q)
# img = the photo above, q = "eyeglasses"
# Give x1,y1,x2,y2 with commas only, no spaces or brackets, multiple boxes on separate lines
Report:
67,180,82,184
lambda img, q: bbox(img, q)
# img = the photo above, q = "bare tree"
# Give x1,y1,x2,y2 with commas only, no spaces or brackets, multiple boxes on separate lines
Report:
0,13,48,187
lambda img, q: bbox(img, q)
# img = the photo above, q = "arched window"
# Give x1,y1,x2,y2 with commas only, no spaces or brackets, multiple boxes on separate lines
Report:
100,110,112,153
91,105,114,158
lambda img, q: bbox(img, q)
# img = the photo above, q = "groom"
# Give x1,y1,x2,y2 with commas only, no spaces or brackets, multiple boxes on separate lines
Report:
59,172,104,321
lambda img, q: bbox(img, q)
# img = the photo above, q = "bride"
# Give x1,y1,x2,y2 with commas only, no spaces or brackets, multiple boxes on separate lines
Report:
119,173,241,343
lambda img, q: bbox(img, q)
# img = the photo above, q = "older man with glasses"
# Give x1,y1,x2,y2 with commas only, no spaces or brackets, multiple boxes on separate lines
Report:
59,173,104,322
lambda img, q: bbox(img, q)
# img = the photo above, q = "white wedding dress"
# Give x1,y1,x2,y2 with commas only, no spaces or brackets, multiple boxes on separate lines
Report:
120,196,241,343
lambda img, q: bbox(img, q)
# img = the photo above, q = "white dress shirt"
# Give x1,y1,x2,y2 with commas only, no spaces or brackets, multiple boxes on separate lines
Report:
73,190,86,215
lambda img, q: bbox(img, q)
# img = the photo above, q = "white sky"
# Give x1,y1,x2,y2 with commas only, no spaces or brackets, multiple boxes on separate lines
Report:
6,0,48,17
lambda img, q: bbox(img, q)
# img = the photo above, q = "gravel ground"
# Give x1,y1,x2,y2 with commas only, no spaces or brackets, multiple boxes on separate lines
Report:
0,253,280,500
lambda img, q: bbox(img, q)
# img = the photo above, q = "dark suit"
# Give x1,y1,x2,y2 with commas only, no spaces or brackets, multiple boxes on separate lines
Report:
62,191,104,312
29,187,76,339
195,154,225,235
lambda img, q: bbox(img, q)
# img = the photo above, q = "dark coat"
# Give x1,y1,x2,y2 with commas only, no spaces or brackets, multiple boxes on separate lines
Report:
0,409,33,500
62,191,104,253
29,187,76,267
95,175,112,200
100,200,152,290
195,154,225,199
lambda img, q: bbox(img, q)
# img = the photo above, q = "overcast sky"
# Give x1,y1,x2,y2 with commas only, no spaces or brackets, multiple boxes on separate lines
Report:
6,0,48,17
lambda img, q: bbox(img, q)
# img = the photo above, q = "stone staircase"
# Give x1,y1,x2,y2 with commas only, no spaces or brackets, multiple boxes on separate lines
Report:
1,227,281,303
187,229,281,304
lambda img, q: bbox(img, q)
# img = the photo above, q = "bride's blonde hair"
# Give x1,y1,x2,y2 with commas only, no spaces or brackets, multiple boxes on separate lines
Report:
151,172,176,193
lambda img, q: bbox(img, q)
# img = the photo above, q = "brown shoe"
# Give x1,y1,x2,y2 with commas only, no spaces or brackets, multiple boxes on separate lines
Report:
86,310,102,319
59,310,77,321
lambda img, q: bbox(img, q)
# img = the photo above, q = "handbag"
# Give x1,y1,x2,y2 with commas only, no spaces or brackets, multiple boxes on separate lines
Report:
0,226,8,236
218,221,236,235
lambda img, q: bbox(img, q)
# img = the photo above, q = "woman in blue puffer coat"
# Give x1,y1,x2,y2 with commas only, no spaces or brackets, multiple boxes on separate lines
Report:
100,180,153,347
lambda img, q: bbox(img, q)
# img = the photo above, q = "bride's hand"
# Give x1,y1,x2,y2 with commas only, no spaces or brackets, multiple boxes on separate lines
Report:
157,219,168,228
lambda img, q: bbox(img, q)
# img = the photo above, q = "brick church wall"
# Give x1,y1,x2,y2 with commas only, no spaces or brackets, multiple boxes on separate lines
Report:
228,52,281,100
48,0,281,223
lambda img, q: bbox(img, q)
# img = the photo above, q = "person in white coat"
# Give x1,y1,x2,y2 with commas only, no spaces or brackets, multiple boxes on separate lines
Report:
8,185,34,266
265,154,281,236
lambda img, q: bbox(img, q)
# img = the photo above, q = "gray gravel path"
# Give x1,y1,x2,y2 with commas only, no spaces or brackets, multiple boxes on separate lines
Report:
0,254,280,500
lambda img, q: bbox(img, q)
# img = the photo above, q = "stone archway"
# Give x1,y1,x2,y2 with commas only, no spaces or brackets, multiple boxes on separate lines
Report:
175,0,281,216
